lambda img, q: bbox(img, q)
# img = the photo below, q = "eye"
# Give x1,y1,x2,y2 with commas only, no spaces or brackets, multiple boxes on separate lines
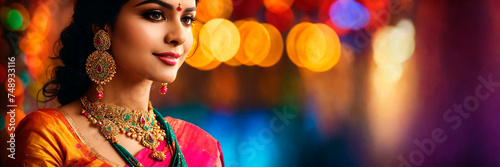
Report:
181,16,196,26
142,10,165,21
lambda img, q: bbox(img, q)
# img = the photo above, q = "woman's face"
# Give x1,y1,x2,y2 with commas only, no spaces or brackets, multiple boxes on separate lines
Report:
107,0,196,83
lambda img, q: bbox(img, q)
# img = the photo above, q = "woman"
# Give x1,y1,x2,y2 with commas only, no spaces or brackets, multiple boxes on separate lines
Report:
8,0,224,166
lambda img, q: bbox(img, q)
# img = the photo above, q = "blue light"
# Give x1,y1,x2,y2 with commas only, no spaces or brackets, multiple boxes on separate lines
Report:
329,0,370,30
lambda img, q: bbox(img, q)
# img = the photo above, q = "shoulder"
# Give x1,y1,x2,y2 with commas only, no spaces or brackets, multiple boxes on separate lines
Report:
164,117,224,165
164,116,219,145
10,109,72,166
17,108,67,131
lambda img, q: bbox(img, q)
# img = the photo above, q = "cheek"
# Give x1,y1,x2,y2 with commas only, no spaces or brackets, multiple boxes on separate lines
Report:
110,19,161,67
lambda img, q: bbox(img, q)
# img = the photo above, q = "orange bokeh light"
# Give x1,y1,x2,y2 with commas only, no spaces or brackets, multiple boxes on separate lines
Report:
286,22,312,67
258,23,283,67
263,0,294,13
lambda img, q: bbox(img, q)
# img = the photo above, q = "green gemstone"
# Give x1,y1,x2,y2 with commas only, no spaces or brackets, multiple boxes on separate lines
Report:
133,123,136,126
106,127,111,131
125,113,130,120
144,126,149,130
125,128,129,131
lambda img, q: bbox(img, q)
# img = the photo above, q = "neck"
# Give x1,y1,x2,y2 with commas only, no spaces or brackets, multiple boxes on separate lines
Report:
86,67,153,111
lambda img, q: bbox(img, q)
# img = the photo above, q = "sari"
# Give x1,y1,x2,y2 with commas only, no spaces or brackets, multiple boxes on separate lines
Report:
6,109,224,167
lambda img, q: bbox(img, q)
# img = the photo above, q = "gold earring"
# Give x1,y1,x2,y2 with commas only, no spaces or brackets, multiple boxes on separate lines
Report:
160,83,168,94
86,29,116,100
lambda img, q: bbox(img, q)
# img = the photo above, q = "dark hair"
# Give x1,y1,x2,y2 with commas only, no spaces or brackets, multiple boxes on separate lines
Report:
42,0,128,106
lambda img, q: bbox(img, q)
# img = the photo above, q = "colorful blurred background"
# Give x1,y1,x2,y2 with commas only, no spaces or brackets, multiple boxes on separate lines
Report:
1,0,500,166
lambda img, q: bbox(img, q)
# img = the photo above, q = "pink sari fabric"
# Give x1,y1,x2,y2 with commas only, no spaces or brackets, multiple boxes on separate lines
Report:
130,117,224,167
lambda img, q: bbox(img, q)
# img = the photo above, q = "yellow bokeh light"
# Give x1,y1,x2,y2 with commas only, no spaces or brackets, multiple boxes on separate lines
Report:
295,23,341,72
258,23,283,67
286,22,312,67
185,21,216,68
199,18,240,62
234,21,271,66
185,43,215,68
196,0,233,23
264,0,294,13
186,20,202,58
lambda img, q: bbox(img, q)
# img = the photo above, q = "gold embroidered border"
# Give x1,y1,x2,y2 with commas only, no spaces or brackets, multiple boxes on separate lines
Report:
59,109,120,167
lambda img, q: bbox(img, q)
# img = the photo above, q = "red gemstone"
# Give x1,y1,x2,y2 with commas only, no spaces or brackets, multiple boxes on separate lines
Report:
160,87,167,94
97,92,103,99
84,113,88,116
97,37,101,46
141,117,146,124
177,6,182,11
97,64,102,73
148,134,154,142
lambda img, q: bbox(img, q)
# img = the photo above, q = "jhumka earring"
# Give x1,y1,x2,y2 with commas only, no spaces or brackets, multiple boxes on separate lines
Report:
85,29,116,100
160,83,168,94
177,3,182,11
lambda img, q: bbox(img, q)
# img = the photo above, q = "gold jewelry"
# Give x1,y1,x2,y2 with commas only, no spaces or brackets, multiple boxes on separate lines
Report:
160,83,168,94
80,96,167,161
85,29,116,100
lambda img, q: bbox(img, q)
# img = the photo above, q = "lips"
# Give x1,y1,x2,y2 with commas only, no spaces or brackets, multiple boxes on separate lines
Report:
154,52,180,66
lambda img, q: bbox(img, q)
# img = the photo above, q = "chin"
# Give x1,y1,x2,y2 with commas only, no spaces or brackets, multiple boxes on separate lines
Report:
160,73,177,83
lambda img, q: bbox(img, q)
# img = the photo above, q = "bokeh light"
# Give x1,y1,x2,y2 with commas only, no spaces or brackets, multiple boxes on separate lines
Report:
373,19,415,66
263,0,294,13
296,23,341,72
287,23,341,72
372,19,415,84
286,22,312,67
185,21,215,68
318,0,351,36
199,19,240,62
258,23,283,67
1,3,30,31
6,9,22,30
329,0,370,30
234,21,270,65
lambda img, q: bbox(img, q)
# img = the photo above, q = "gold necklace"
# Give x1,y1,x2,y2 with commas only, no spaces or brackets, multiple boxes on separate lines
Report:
80,96,167,161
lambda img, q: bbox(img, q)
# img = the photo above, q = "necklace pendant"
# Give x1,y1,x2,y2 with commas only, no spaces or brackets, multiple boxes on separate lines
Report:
150,150,166,161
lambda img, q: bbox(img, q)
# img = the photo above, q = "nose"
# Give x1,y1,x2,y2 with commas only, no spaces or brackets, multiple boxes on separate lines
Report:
164,20,187,46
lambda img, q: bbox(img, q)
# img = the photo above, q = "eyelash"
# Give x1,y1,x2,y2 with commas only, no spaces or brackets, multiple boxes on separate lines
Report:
142,10,196,27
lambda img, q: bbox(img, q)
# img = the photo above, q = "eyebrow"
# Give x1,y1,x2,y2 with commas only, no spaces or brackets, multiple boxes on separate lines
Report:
135,0,197,12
